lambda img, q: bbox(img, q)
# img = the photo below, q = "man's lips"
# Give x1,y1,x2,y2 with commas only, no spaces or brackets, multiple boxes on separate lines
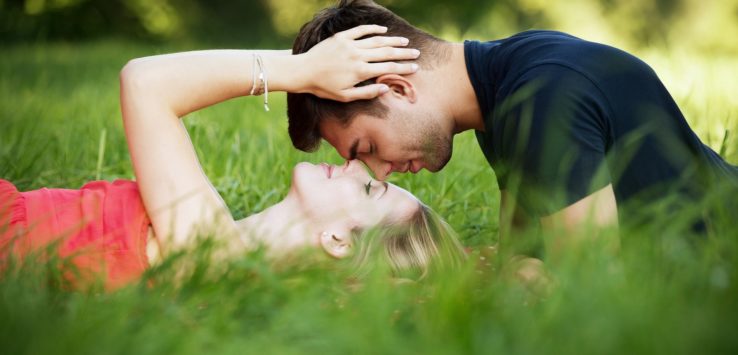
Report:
389,160,421,175
410,160,421,173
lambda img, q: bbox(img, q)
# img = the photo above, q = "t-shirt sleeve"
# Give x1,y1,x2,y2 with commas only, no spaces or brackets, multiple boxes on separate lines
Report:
495,64,612,216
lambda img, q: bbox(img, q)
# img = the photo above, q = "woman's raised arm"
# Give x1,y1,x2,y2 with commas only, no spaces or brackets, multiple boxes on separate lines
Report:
120,25,419,254
122,25,420,115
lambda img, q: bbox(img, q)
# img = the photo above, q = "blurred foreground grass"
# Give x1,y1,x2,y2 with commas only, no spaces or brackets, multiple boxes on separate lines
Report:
0,39,737,354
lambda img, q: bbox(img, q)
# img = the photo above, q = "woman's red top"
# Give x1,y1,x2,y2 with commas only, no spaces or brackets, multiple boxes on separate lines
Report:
0,179,150,289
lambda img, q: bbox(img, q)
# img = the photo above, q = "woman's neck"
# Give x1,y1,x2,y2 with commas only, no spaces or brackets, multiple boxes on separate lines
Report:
235,195,316,256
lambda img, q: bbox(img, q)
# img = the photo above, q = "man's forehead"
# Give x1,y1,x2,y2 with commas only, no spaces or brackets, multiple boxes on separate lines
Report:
318,118,343,138
319,119,360,156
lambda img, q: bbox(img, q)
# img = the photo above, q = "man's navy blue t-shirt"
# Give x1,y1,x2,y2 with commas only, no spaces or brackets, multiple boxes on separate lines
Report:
465,30,737,217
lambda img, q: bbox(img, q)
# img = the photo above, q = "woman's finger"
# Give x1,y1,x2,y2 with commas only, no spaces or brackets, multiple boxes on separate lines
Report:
364,62,420,78
355,36,409,49
336,24,388,40
338,84,390,102
361,47,420,62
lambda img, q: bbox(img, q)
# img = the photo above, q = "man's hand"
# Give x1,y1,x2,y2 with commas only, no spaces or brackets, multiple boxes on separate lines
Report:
505,255,553,297
296,24,420,102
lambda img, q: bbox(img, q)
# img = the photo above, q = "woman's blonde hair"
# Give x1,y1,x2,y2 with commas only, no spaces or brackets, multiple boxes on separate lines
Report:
351,204,467,280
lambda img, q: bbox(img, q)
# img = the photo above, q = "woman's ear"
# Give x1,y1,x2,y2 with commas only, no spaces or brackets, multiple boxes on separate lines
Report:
375,74,417,103
320,231,353,259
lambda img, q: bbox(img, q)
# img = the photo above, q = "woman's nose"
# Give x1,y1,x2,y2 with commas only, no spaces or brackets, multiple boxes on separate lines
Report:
351,159,392,180
343,159,366,174
344,159,392,180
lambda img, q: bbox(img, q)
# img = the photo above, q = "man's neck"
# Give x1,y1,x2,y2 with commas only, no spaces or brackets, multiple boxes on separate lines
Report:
427,42,485,133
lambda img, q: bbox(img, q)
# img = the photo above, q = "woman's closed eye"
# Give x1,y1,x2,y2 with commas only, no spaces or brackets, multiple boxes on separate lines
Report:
364,179,388,199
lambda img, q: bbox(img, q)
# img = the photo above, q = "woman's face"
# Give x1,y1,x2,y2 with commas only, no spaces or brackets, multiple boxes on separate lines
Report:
290,160,420,241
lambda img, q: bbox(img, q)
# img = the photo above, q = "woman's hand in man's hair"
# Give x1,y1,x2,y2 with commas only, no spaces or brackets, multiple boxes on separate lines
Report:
296,24,420,102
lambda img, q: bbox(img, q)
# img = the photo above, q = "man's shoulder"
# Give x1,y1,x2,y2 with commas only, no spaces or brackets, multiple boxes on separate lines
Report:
498,30,603,61
505,30,581,41
470,30,650,94
470,30,583,51
465,30,591,79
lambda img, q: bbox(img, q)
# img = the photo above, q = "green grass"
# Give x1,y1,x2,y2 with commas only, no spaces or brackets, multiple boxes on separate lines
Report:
1,39,737,355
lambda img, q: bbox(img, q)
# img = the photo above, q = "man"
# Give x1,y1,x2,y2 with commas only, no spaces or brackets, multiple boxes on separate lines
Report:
286,0,738,251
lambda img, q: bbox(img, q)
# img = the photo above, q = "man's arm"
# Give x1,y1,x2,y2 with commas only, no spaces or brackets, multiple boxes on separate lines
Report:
498,190,548,289
498,189,534,248
539,183,619,261
499,185,618,253
498,185,618,290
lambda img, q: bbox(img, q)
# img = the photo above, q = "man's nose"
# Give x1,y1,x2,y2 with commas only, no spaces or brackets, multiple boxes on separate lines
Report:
357,158,391,181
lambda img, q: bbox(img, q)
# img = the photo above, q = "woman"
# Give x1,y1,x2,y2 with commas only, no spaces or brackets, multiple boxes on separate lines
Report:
0,25,466,289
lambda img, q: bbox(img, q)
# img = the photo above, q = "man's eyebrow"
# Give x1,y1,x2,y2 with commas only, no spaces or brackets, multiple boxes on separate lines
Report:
348,139,359,160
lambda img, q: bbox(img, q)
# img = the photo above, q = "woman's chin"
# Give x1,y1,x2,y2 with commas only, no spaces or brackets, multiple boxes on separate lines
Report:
290,161,308,179
291,162,319,183
289,162,308,194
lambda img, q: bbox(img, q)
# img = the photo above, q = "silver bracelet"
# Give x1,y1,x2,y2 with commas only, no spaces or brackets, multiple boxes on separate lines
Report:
249,53,259,96
249,53,270,111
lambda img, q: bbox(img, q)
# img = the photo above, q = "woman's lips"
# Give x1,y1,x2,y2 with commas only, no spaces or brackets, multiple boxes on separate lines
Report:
321,163,333,178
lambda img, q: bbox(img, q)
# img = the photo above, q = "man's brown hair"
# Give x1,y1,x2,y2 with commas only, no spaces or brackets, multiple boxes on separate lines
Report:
287,0,447,152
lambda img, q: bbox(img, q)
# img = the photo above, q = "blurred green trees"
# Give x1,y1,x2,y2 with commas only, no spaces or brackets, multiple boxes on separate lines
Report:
2,0,738,53
0,0,275,44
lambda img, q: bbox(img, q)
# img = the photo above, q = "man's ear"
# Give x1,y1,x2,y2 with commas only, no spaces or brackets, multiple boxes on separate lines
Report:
375,74,417,103
319,231,353,259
